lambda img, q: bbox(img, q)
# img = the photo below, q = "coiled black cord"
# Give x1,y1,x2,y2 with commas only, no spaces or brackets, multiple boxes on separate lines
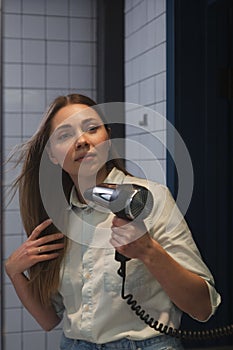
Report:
117,261,233,340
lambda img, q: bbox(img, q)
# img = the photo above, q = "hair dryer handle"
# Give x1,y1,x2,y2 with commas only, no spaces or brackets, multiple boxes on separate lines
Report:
115,250,131,262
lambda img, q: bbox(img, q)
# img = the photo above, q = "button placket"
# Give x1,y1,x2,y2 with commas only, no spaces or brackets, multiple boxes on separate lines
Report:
80,217,94,339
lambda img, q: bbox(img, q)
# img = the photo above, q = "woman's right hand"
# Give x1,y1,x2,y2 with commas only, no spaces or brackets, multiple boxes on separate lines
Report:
5,219,64,279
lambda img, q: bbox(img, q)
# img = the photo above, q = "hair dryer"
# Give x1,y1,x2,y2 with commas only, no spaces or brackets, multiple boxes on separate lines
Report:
84,183,154,262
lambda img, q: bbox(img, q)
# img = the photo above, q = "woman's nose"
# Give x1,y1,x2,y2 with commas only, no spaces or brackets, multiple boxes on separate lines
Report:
74,133,89,149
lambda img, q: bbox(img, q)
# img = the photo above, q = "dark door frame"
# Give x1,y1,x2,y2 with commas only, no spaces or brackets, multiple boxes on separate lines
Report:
167,0,233,347
96,0,125,159
0,0,3,348
96,0,125,104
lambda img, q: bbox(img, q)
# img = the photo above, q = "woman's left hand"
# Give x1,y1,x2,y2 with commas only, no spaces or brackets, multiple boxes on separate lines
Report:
110,216,153,260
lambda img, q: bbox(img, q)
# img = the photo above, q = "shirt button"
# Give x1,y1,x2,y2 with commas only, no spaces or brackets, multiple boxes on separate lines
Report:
83,304,89,311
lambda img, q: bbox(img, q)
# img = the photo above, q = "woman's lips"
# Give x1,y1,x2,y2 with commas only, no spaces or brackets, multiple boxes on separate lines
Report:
75,153,96,162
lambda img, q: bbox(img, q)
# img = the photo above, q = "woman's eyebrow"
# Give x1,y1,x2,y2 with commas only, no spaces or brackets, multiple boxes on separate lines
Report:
54,124,72,132
81,117,101,126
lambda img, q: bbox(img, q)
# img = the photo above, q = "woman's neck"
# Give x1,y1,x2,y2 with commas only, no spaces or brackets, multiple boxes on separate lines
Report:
71,166,110,204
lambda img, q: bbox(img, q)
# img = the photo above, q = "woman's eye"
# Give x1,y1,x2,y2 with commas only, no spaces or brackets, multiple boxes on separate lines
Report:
57,132,73,141
86,125,99,133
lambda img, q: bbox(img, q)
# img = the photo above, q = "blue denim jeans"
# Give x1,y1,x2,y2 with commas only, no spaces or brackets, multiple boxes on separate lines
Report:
60,333,184,350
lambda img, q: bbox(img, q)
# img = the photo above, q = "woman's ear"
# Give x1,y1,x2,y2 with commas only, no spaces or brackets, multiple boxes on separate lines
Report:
46,145,59,165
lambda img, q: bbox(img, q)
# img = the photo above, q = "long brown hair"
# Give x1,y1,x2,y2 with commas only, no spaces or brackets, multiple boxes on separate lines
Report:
10,94,130,305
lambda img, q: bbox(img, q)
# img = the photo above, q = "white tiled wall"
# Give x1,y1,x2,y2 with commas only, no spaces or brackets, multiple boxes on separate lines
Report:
2,0,167,349
124,0,167,184
2,1,97,349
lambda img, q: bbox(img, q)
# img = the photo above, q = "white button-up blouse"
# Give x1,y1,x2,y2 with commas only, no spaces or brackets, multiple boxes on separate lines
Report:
52,167,221,344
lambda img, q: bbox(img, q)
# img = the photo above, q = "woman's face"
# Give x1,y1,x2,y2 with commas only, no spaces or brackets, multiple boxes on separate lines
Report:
48,104,111,185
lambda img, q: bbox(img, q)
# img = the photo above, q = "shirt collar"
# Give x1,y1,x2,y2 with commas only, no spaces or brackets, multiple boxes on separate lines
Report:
69,167,126,209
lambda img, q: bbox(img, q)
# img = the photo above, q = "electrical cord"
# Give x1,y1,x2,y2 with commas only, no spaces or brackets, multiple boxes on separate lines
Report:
117,261,233,341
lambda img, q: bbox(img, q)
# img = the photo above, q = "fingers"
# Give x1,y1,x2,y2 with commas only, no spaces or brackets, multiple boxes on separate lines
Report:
36,232,64,247
22,240,65,268
5,220,65,278
111,215,148,250
112,216,130,227
35,247,64,263
36,242,64,255
30,219,53,240
28,218,64,248
25,219,65,261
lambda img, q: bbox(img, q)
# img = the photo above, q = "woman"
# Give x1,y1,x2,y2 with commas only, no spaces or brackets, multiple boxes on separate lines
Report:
5,94,220,350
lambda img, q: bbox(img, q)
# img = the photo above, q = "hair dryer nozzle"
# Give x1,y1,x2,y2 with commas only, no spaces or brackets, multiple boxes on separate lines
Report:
84,183,153,221
83,183,118,208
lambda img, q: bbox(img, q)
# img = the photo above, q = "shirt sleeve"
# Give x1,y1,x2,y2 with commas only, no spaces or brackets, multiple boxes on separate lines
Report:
51,292,65,320
144,183,221,321
199,281,221,321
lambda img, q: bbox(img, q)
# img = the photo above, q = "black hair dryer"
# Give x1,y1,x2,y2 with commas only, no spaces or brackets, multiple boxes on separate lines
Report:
84,183,154,263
